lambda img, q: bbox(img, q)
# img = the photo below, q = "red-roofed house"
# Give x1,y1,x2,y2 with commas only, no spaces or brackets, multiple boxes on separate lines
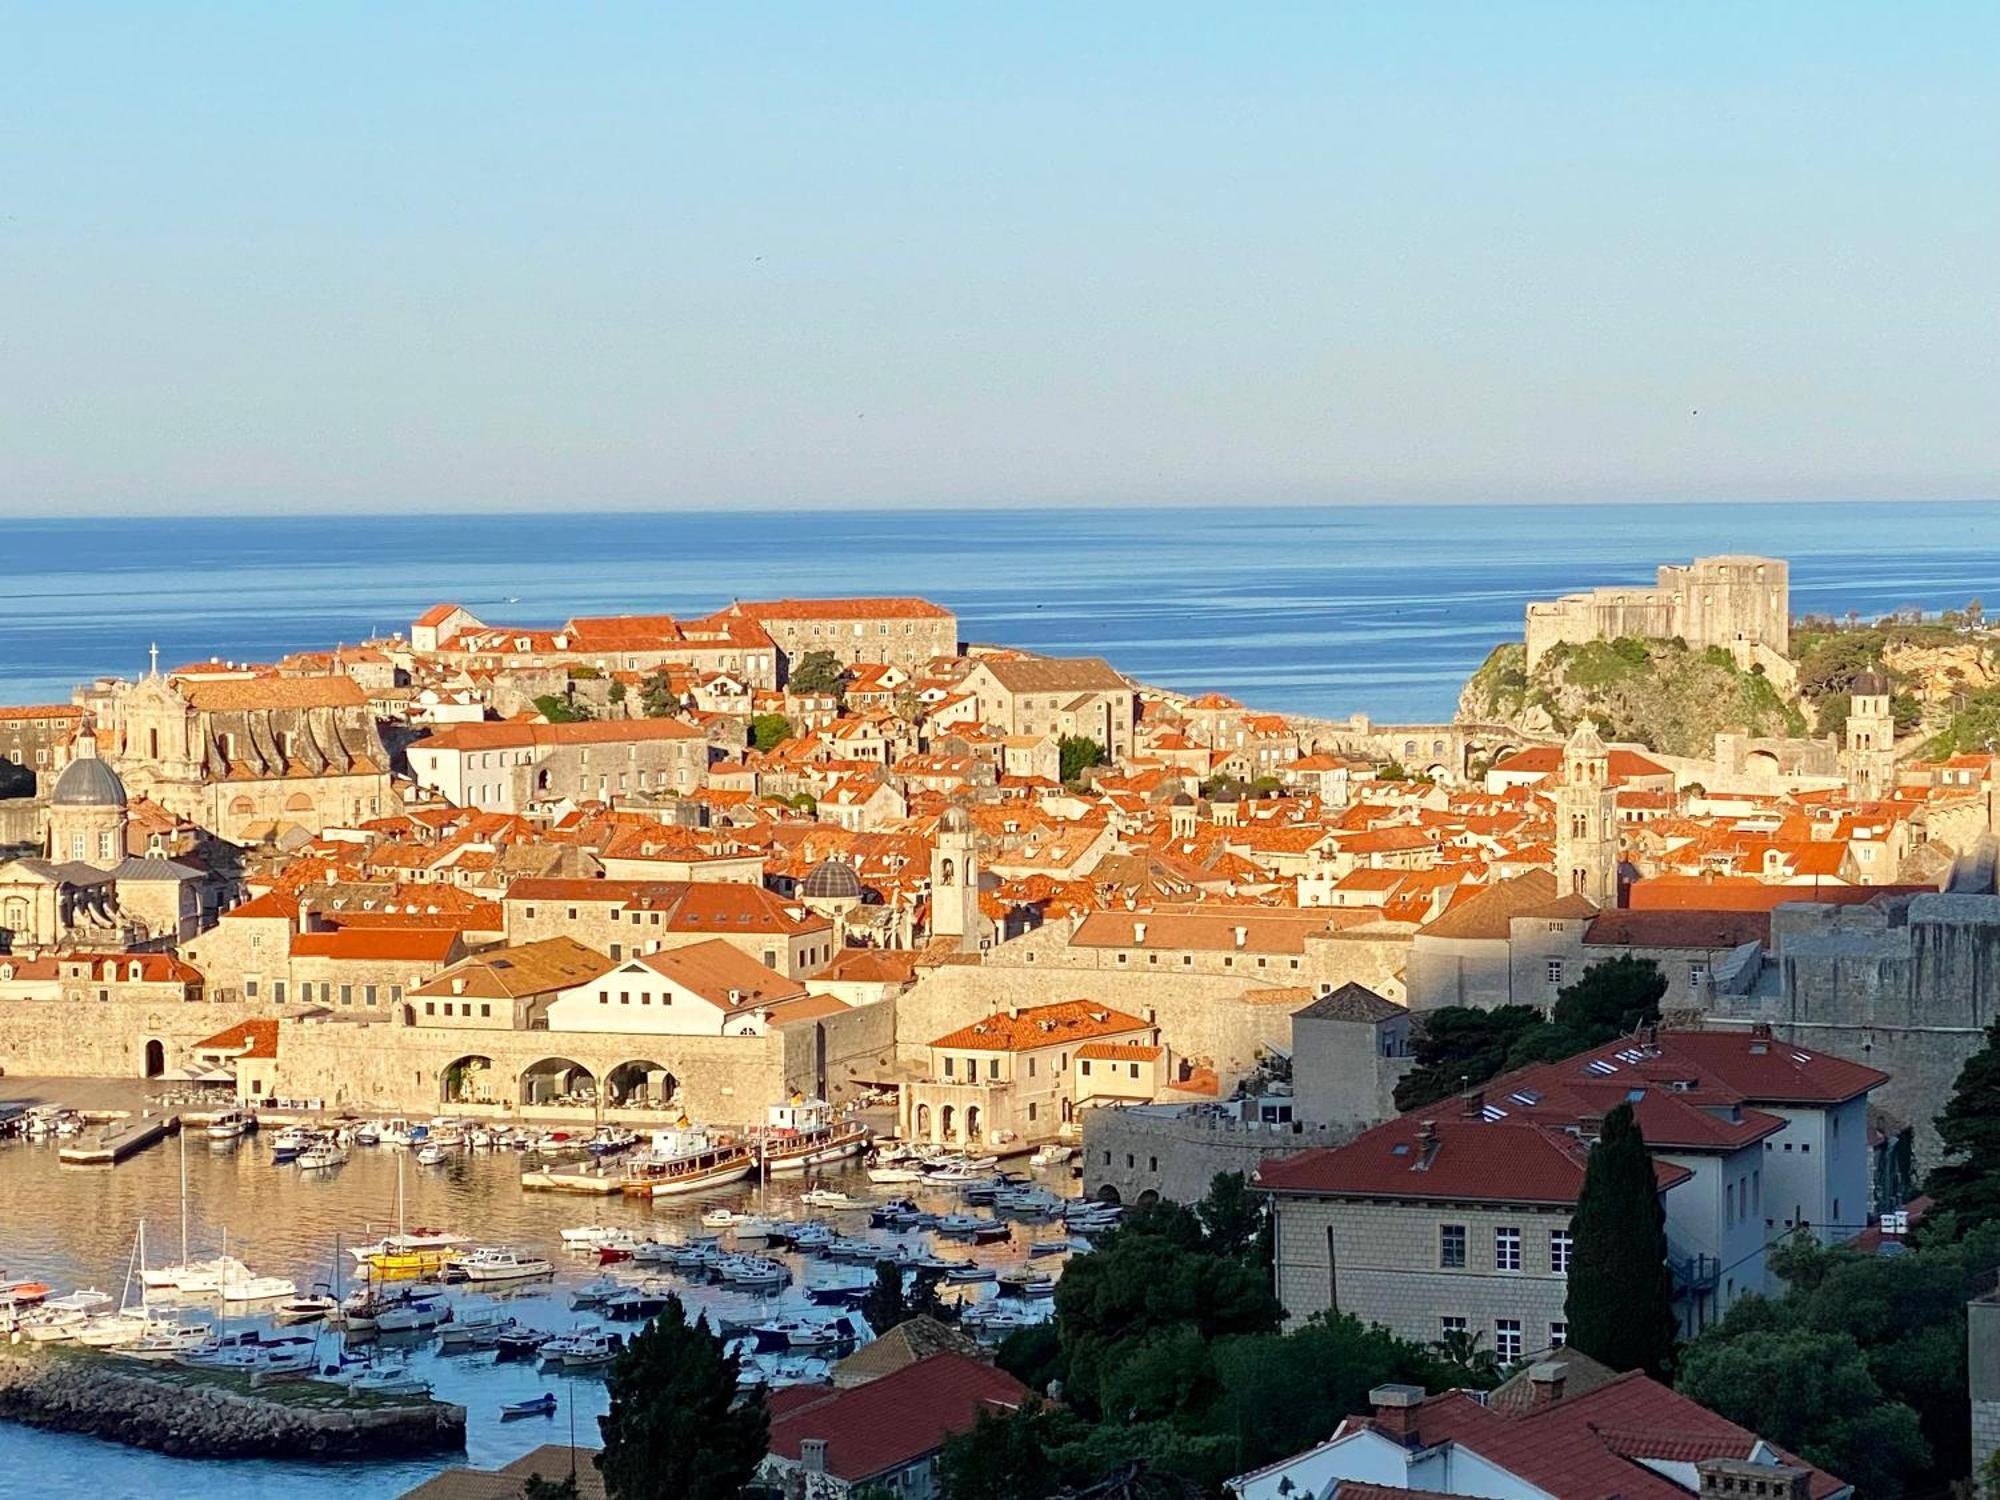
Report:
758,1352,1025,1497
1227,1365,1850,1500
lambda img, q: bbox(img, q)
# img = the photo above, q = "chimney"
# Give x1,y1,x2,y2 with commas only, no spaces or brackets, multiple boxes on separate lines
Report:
1368,1384,1426,1444
1133,921,1147,944
451,977,466,995
1413,1120,1439,1170
1233,925,1248,948
1696,1459,1810,1500
800,1438,828,1474
1525,1360,1567,1407
1461,1089,1486,1119
1751,1021,1773,1039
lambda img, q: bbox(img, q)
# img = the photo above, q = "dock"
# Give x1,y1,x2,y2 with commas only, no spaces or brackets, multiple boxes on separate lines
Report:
57,1112,177,1166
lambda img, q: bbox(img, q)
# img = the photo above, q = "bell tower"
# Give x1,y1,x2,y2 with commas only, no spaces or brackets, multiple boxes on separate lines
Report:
931,805,983,952
1845,670,1896,801
1553,721,1618,908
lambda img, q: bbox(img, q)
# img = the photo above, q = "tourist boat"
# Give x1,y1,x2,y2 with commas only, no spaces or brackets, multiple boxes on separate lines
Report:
298,1143,349,1171
616,1123,756,1199
454,1247,555,1283
204,1111,252,1141
798,1187,863,1210
502,1393,559,1420
753,1097,870,1174
354,1154,468,1272
1029,1143,1074,1167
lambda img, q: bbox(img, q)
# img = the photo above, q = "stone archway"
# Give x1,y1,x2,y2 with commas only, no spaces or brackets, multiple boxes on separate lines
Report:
940,1103,957,1142
605,1060,676,1109
519,1056,596,1107
1096,1184,1122,1205
915,1102,933,1140
965,1104,982,1143
441,1054,497,1105
143,1039,166,1078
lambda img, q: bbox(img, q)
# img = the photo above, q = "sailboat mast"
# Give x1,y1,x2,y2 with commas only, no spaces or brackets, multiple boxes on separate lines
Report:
179,1129,189,1267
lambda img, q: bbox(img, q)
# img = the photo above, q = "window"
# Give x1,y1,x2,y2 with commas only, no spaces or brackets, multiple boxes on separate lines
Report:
1027,1057,1036,1079
480,1003,491,1018
1495,1226,1522,1271
1080,1060,1092,1076
1495,1319,1522,1362
1550,1229,1572,1275
425,1002,435,1016
1441,1315,1468,1339
1549,1320,1567,1348
1546,959,1564,986
988,1059,1000,1080
598,991,609,1005
1439,1224,1467,1269
1027,1103,1037,1121
364,985,377,1007
1129,1062,1140,1079
943,1057,954,1078
246,978,260,999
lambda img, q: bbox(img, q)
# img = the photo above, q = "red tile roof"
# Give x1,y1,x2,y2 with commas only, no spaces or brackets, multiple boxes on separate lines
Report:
414,718,703,751
765,1353,1025,1482
192,1018,279,1060
736,596,954,621
931,999,1151,1053
290,928,462,963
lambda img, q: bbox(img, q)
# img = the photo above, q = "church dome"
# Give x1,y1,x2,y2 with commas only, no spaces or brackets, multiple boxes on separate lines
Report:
801,857,863,902
51,752,127,809
1850,669,1890,698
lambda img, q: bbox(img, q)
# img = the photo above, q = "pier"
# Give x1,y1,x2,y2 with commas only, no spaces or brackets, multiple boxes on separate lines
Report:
56,1111,178,1166
0,1346,466,1460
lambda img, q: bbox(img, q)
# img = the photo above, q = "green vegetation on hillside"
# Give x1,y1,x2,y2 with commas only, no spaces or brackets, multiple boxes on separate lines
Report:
1460,637,1804,756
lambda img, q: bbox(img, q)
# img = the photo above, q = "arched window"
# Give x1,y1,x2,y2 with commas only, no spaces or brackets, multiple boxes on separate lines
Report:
939,859,956,886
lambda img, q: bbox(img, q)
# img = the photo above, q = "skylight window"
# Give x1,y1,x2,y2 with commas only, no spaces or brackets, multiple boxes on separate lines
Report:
1585,1059,1618,1076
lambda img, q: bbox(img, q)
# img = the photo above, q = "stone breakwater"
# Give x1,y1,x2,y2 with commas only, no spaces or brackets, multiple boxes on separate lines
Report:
0,1347,466,1459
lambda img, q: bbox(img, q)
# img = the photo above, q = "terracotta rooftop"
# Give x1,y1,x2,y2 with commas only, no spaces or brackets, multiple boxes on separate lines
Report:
1419,868,1563,940
765,1352,1025,1483
181,676,367,712
191,1018,279,1061
931,998,1152,1053
409,936,609,1000
290,928,462,963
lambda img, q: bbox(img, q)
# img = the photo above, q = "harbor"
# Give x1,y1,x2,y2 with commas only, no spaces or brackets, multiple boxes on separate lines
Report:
0,1092,1096,1500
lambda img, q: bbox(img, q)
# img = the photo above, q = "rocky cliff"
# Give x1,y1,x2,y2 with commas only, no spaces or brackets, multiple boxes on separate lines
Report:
1457,638,1806,758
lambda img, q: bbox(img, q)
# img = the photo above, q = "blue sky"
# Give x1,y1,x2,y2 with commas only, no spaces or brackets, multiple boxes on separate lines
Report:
2,3,1994,514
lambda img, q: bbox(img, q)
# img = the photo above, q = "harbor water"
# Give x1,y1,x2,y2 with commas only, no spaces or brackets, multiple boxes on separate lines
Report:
0,1126,1071,1498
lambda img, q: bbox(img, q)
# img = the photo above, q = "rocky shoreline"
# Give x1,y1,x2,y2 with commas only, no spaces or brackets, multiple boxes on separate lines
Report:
0,1346,465,1460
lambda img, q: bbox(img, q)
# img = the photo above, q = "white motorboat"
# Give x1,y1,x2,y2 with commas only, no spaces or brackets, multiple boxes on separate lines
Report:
865,1164,923,1184
274,1292,339,1324
543,1328,624,1370
116,1319,217,1361
189,1336,319,1374
700,1208,744,1229
798,1188,862,1210
221,1268,297,1303
999,1267,1058,1296
348,1363,431,1395
558,1224,633,1249
42,1287,115,1318
1029,1143,1074,1167
298,1143,349,1171
730,1217,776,1243
375,1290,453,1334
415,1143,450,1167
204,1112,251,1141
21,1307,89,1342
75,1310,153,1347
438,1298,507,1348
455,1247,554,1283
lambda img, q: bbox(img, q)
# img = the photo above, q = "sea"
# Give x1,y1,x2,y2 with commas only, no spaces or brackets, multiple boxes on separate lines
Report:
2,501,1998,722
1,497,1999,1498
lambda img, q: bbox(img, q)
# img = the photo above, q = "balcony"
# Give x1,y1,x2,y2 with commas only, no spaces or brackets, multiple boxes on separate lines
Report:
1669,1250,1720,1295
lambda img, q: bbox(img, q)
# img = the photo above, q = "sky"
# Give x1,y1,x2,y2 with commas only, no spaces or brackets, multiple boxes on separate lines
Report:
2,3,1995,516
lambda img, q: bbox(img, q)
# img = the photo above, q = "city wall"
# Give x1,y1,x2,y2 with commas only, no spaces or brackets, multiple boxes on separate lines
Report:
1081,1105,1358,1205
0,999,272,1080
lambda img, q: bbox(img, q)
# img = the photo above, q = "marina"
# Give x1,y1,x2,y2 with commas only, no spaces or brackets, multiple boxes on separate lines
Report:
53,1112,179,1167
0,1099,1093,1500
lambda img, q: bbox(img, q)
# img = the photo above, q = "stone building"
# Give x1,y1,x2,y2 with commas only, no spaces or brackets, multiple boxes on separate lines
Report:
1525,555,1790,672
407,718,709,813
721,596,958,676
1291,982,1414,1130
1552,722,1620,907
1843,669,1898,801
91,667,392,840
0,704,83,795
955,656,1136,761
501,877,836,978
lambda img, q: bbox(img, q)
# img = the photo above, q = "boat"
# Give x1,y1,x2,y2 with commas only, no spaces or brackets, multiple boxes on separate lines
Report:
353,1122,381,1146
21,1307,90,1342
1029,1143,1074,1167
999,1267,1057,1296
753,1097,870,1174
496,1325,553,1361
521,1158,627,1194
454,1248,555,1283
274,1291,339,1324
415,1143,450,1167
541,1327,624,1369
354,1154,467,1272
438,1299,508,1348
730,1217,776,1243
204,1111,252,1141
220,1264,297,1303
700,1208,744,1229
868,1198,921,1228
945,1263,997,1283
502,1392,559,1420
616,1123,756,1199
751,1315,862,1352
558,1224,634,1250
865,1163,923,1185
298,1143,349,1171
347,1362,431,1395
340,1283,446,1334
798,1187,863,1210
187,1334,320,1373
0,1280,52,1305
964,1302,1043,1334
269,1124,315,1161
78,1221,155,1347
375,1289,453,1334
715,1255,789,1292
569,1275,626,1308
116,1319,218,1361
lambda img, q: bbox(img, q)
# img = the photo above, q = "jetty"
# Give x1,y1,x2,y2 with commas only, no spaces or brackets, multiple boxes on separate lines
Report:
0,1346,465,1460
57,1111,177,1166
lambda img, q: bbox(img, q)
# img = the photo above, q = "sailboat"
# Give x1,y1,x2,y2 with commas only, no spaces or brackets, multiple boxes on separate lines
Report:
352,1152,465,1274
276,1232,341,1323
144,1132,242,1292
76,1222,158,1347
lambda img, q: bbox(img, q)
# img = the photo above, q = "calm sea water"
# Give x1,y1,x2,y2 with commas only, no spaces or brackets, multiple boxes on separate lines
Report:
2,502,1997,721
0,1133,1058,1499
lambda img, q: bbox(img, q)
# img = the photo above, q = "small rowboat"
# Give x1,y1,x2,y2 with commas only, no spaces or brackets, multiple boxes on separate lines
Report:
502,1392,559,1420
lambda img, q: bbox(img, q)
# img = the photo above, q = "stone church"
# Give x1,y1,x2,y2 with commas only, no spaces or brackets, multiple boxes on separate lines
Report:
0,733,203,953
87,664,392,842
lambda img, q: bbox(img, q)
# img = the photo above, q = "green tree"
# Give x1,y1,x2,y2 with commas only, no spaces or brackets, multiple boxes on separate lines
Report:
750,712,792,752
789,650,846,697
1507,957,1666,1066
607,680,627,707
638,670,678,718
1432,1326,1503,1387
1394,1005,1544,1110
1195,1170,1269,1264
519,1472,579,1500
861,1258,909,1334
1929,1016,2000,1232
1565,1102,1678,1379
595,1294,768,1500
938,1396,1078,1500
1677,1328,1927,1500
533,693,591,724
1059,735,1106,785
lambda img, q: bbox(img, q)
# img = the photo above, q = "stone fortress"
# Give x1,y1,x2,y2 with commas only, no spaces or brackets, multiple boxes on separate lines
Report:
1525,554,1792,683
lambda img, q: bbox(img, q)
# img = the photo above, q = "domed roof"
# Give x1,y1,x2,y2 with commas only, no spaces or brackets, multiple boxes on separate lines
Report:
1851,669,1890,698
1169,791,1196,807
1209,784,1240,803
801,856,863,901
51,750,127,809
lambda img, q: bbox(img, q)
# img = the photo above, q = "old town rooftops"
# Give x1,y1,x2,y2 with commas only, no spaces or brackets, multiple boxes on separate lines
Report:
970,655,1130,692
503,877,826,933
179,675,368,712
930,998,1152,1053
622,940,808,1011
731,596,954,621
191,1018,279,1061
1256,1113,1692,1206
413,718,704,751
1070,908,1368,954
409,936,608,1000
1419,868,1567,940
765,1352,1024,1484
290,928,463,963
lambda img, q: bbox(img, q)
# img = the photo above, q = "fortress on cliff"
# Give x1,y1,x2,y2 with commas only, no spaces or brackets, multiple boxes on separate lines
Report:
1525,554,1791,675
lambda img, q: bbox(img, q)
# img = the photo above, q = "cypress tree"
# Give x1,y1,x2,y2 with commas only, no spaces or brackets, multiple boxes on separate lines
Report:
1926,1014,2000,1231
1564,1101,1678,1378
595,1294,768,1500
